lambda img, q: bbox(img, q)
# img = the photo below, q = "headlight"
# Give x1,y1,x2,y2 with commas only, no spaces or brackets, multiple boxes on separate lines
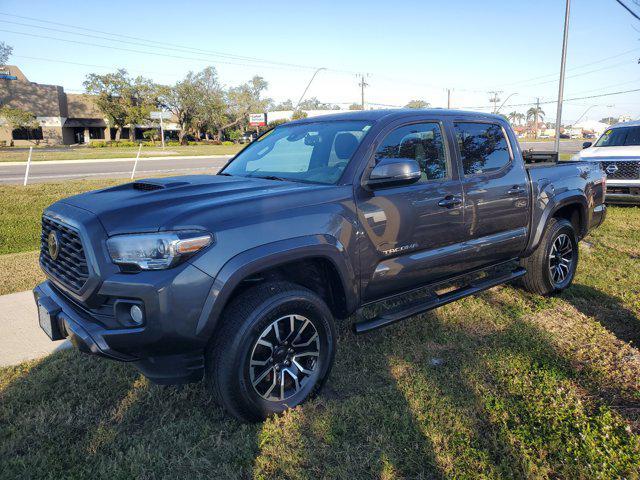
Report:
106,231,213,271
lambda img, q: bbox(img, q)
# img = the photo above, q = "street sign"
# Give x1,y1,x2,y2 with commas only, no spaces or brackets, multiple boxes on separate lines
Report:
249,113,266,126
150,111,172,120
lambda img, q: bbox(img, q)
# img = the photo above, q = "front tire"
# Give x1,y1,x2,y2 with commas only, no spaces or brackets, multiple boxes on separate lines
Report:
518,218,579,296
206,282,336,422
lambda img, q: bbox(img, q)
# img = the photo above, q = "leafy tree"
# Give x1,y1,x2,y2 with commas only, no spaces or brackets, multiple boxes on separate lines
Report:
0,42,12,66
348,103,363,111
213,76,271,139
0,106,39,143
142,129,159,144
272,99,294,110
192,67,225,140
507,111,519,124
267,118,288,129
84,69,156,140
157,70,207,144
297,97,339,110
404,99,430,109
526,106,545,138
291,110,308,120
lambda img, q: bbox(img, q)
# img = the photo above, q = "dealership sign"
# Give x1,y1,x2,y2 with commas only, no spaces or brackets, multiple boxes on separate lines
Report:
249,113,266,126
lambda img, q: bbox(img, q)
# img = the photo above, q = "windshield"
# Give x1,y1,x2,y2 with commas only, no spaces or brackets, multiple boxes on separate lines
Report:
221,121,372,184
594,126,640,147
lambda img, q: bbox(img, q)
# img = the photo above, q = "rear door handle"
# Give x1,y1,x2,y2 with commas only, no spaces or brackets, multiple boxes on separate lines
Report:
507,186,526,195
438,195,462,208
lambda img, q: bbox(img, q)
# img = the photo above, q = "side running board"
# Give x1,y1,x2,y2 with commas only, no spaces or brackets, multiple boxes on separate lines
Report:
353,267,527,334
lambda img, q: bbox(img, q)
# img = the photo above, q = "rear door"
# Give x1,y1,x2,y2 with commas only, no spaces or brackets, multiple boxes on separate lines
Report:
453,120,530,268
356,119,467,301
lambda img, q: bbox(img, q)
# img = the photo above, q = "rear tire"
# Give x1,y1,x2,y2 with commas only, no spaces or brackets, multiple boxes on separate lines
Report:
518,218,578,296
205,281,336,422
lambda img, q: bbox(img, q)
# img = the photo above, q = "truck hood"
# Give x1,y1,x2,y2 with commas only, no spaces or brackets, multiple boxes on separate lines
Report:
59,175,337,235
578,145,640,159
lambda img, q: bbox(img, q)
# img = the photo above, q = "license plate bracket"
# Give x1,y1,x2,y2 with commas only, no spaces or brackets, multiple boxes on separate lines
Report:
36,295,64,341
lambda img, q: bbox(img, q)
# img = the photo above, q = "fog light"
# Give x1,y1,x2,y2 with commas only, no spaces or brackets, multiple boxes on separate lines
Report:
130,305,144,325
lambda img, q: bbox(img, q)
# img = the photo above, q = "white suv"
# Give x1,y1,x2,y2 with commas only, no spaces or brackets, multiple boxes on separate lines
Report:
576,121,640,204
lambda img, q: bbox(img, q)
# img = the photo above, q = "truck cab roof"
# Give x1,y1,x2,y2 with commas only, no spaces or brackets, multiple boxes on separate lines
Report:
287,108,507,124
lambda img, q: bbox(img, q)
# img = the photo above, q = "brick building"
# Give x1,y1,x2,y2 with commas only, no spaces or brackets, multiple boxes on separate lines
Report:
0,66,179,145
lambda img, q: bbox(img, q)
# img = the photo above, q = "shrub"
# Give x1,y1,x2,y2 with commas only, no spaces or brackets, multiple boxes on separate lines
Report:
222,140,234,146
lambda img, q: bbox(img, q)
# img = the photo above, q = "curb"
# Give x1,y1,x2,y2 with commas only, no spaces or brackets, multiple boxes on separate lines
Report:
0,154,233,167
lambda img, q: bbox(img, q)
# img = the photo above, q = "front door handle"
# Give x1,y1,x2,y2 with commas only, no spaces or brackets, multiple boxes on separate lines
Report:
438,195,462,208
507,186,526,195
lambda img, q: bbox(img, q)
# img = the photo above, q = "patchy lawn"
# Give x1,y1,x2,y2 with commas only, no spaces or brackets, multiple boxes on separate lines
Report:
0,143,241,162
0,179,122,255
0,191,639,478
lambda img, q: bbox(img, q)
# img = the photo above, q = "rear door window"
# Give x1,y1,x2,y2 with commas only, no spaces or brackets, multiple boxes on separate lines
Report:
454,122,511,176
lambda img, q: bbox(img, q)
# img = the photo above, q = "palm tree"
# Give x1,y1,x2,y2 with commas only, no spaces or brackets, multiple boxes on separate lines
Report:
517,112,526,125
527,106,545,138
507,111,519,125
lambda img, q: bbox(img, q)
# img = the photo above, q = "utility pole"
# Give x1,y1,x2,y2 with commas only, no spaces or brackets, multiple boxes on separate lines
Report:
358,74,369,110
534,97,540,139
447,89,451,109
554,0,571,153
488,90,503,113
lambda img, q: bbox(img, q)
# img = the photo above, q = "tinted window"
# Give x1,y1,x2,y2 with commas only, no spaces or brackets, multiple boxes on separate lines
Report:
454,122,510,176
222,121,372,184
595,126,640,147
375,122,448,181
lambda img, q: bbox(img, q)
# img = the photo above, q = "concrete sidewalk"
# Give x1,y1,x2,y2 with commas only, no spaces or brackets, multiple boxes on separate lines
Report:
0,290,70,367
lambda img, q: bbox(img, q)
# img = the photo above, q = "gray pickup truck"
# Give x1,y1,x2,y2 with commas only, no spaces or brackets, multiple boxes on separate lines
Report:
34,110,606,421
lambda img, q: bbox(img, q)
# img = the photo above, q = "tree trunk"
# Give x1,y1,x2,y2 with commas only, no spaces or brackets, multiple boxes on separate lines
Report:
205,132,210,141
115,127,122,141
178,129,186,145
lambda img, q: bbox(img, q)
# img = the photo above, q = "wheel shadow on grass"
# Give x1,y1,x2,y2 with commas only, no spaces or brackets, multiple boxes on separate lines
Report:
561,283,640,347
0,349,262,479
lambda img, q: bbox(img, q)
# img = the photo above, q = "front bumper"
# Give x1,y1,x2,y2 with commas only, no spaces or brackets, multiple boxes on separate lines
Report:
606,180,640,205
33,261,215,384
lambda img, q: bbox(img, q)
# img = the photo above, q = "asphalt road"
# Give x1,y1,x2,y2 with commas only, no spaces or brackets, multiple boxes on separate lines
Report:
0,140,585,185
0,155,232,184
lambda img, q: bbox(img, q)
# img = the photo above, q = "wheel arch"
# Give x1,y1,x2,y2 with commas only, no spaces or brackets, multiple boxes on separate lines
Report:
194,234,357,341
526,192,588,256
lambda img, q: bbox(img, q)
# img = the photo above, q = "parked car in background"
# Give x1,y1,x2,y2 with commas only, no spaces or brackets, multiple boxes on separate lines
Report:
584,132,596,139
33,109,606,421
576,120,640,204
239,132,258,144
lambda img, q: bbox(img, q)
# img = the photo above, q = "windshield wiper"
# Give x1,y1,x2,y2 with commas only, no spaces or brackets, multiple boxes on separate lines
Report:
252,175,288,181
217,172,233,176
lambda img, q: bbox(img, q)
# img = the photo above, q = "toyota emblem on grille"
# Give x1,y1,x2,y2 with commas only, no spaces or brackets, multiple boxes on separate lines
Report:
48,230,60,260
605,164,619,175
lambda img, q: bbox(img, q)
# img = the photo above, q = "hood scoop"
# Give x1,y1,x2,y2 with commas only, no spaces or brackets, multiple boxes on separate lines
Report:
133,180,190,191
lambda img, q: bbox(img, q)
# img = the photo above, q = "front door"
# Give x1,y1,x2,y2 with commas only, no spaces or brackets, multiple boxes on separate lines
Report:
453,121,530,269
357,120,467,301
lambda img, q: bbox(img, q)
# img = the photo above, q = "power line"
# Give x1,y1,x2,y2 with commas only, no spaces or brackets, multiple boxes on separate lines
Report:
0,13,336,73
0,28,323,73
614,0,640,21
493,47,640,88
459,87,640,110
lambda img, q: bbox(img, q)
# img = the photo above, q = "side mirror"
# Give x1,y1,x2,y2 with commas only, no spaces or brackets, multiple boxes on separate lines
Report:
366,158,421,189
582,141,592,149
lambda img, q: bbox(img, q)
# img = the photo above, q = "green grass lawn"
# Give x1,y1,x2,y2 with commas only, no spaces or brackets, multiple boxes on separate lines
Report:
0,182,639,478
0,143,242,162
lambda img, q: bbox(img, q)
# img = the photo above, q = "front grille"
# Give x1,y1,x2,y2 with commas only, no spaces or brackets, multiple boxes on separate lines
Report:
40,216,89,291
601,160,640,180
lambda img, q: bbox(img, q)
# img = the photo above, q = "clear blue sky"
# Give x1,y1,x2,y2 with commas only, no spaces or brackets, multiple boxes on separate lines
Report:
1,0,639,123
